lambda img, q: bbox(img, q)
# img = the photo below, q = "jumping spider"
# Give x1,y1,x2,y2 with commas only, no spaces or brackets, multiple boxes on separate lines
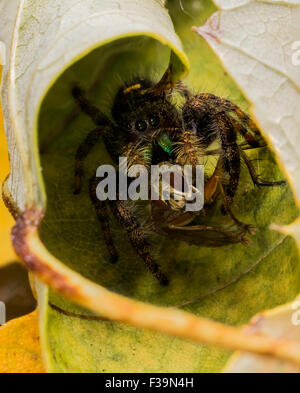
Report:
72,66,285,286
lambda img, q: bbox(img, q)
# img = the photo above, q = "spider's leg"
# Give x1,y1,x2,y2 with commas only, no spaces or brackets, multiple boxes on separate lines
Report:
89,176,119,264
239,148,286,187
217,114,241,208
199,93,264,145
108,199,168,286
228,104,262,139
72,86,108,125
176,81,193,100
183,94,241,208
74,125,109,194
220,98,265,146
205,142,264,156
216,176,256,235
229,116,262,148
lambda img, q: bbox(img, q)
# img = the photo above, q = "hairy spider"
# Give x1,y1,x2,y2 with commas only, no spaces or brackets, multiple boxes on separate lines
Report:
72,66,285,286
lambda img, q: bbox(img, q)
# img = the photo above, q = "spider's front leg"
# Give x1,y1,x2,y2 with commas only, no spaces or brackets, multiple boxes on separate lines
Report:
108,198,169,286
72,86,112,194
72,86,109,125
74,126,109,194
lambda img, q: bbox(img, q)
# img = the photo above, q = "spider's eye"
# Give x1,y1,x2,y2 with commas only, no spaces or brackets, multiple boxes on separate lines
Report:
135,119,148,132
149,113,160,127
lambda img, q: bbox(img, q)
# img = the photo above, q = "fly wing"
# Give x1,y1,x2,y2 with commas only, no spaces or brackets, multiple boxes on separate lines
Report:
163,223,249,247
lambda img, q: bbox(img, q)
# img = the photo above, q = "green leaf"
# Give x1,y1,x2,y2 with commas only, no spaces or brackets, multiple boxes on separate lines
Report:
2,0,300,373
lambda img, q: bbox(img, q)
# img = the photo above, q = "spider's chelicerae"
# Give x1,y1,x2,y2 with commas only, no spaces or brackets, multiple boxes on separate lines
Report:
72,66,285,286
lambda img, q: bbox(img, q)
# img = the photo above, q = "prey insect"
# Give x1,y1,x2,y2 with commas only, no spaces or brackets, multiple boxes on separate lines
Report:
72,66,285,285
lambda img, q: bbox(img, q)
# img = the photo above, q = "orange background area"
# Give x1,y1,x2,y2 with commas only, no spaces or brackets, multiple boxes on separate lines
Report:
0,311,44,373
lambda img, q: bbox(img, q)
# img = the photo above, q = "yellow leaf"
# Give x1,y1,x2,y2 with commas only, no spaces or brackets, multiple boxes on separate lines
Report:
0,66,16,267
0,310,44,373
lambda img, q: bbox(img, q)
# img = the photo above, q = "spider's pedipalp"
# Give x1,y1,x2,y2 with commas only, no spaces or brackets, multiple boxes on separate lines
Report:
122,141,152,170
173,130,205,167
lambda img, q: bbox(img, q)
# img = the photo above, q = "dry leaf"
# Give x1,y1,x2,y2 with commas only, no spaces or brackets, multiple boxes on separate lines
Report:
0,310,44,373
223,295,300,373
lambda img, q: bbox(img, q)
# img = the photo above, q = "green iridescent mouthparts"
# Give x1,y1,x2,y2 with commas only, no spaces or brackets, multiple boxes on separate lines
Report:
142,133,173,161
157,133,173,155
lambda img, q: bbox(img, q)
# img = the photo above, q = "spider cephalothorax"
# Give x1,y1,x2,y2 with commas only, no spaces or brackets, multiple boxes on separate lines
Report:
110,77,182,168
112,78,180,138
72,66,285,286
